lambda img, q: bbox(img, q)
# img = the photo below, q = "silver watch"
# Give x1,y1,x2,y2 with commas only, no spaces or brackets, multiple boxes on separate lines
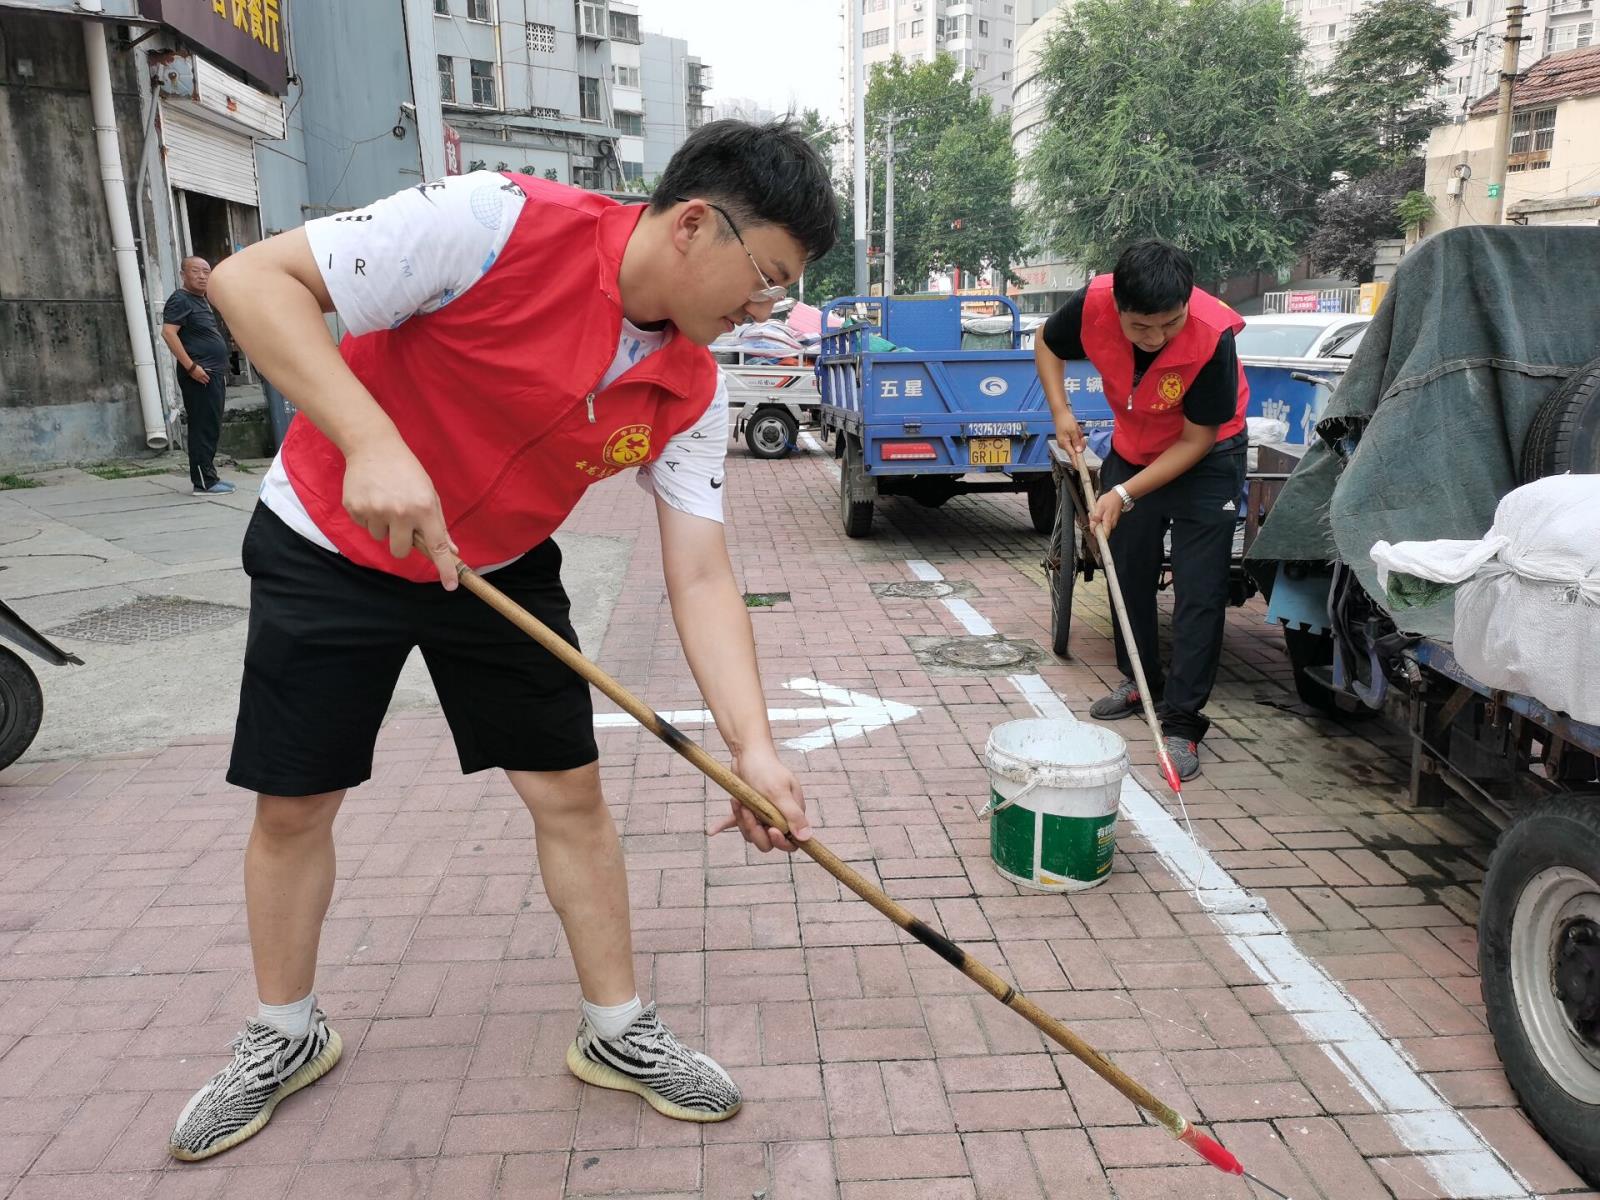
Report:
1113,484,1135,512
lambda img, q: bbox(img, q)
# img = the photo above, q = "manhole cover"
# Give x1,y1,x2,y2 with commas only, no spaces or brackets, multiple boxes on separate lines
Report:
46,596,247,644
877,580,956,599
907,634,1043,675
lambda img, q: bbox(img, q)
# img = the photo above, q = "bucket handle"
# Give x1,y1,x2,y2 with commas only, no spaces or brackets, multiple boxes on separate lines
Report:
979,774,1042,818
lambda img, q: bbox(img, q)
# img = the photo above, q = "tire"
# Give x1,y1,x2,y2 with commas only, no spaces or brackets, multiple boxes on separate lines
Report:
1521,356,1600,483
1048,514,1079,659
1281,626,1380,720
840,437,875,538
744,407,798,460
1026,476,1056,535
0,646,44,773
1480,795,1600,1186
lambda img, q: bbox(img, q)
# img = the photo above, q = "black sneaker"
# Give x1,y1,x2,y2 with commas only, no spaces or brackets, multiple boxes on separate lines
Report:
169,1012,341,1161
1090,679,1143,721
1163,736,1201,781
566,1003,741,1123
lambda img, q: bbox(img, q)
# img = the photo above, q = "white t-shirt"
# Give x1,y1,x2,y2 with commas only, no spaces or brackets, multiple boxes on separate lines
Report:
258,171,728,559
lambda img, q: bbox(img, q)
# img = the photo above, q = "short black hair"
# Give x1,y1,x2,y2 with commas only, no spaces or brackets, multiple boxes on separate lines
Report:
1111,240,1194,315
651,119,837,263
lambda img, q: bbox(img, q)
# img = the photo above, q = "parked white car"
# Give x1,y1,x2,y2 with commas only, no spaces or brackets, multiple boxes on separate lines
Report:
1237,312,1369,360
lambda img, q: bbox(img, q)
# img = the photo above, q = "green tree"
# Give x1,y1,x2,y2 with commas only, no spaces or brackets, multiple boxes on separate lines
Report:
1024,0,1334,286
1307,159,1423,281
1323,0,1454,178
867,53,1026,293
793,107,857,305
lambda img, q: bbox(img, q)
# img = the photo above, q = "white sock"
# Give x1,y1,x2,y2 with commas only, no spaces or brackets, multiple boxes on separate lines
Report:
582,995,643,1040
257,993,316,1038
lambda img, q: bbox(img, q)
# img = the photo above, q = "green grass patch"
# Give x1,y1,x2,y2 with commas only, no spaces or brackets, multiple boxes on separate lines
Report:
84,463,175,480
743,592,790,608
0,473,43,490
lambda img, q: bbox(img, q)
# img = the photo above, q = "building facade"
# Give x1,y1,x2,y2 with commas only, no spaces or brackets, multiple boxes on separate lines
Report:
638,30,710,181
849,0,1018,115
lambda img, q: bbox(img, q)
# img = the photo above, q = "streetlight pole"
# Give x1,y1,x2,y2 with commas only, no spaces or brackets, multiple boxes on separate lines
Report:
884,113,896,297
1487,2,1527,225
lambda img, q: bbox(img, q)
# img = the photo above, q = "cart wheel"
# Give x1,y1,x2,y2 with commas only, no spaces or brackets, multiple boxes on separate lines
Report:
1026,476,1056,535
1048,517,1079,658
1480,795,1600,1186
745,407,798,460
0,645,43,773
1281,626,1380,720
840,437,875,538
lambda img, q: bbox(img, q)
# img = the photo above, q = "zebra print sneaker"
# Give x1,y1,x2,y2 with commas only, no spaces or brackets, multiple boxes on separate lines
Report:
566,1003,741,1122
168,1012,342,1161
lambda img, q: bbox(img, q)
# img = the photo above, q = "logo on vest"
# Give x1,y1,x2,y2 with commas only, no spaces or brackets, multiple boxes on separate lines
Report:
1151,371,1185,410
603,424,653,467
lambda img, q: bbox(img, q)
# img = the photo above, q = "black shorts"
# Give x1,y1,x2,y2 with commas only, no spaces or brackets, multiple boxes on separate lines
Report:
228,503,598,796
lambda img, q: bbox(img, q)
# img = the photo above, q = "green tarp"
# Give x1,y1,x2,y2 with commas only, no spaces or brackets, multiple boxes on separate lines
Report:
1247,225,1600,637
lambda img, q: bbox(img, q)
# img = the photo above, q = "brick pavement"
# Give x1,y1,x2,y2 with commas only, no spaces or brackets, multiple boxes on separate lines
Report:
0,441,1595,1199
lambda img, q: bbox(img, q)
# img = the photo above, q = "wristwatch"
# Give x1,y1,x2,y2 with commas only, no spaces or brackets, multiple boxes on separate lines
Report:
1113,484,1135,512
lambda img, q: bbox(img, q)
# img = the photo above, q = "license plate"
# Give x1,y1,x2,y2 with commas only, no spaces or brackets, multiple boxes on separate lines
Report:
968,437,1012,466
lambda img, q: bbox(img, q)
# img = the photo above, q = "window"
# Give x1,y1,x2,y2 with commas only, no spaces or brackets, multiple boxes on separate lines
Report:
437,55,455,103
1545,20,1594,51
466,0,490,20
613,63,639,87
1508,105,1556,170
608,9,640,41
622,161,644,181
864,27,889,46
579,74,602,120
433,0,448,13
1003,37,1012,48
897,21,906,36
527,21,556,51
470,59,497,107
617,111,643,135
577,1,607,38
911,18,924,35
979,18,989,35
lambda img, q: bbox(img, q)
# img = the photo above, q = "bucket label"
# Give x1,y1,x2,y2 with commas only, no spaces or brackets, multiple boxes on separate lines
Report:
991,794,1037,880
989,789,1117,886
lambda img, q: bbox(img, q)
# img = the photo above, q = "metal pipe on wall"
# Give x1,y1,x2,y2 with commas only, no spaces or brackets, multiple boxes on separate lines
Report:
81,3,169,449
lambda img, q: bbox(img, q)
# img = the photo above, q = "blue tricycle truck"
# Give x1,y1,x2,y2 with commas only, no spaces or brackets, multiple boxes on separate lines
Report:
816,295,1116,538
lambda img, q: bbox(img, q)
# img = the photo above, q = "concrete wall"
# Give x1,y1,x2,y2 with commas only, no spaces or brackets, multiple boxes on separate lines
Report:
1424,94,1600,230
0,13,149,469
639,31,688,178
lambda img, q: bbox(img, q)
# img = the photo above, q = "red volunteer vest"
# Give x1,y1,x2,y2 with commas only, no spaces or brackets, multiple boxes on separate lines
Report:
1079,274,1248,466
279,175,717,582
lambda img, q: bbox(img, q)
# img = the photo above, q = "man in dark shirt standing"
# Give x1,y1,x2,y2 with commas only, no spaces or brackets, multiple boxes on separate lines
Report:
162,256,236,496
1034,240,1249,781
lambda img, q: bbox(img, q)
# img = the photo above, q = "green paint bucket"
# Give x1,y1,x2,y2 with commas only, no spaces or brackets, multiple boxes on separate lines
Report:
983,719,1127,892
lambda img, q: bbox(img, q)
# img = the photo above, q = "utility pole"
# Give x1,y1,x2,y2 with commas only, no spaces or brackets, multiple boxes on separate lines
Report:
884,113,896,298
1487,1,1527,226
851,0,869,294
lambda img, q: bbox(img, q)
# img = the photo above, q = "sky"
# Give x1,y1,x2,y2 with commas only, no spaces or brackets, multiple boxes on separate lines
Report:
637,0,847,125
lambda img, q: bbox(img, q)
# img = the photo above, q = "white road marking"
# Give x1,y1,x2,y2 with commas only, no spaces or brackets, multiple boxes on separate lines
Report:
903,559,1529,1199
593,676,918,753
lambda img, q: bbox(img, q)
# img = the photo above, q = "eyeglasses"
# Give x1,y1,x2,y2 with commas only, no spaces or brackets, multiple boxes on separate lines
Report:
677,196,788,304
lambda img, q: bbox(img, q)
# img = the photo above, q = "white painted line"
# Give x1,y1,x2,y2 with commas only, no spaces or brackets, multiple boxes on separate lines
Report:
798,432,824,454
592,677,918,754
902,559,1529,1200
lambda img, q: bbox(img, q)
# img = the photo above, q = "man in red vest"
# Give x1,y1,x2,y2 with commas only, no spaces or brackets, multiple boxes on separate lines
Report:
1034,240,1248,783
167,122,836,1161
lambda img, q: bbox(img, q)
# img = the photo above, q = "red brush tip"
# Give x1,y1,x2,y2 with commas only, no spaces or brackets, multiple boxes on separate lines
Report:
1179,1126,1243,1175
1160,756,1183,795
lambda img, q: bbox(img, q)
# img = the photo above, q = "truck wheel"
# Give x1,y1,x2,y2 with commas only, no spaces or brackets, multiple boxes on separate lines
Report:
1521,356,1600,483
1026,477,1056,535
1480,795,1600,1186
745,407,798,460
840,437,875,538
0,646,43,772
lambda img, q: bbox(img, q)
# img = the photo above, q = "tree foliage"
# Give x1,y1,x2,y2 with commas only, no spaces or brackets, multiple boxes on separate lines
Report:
1323,0,1455,178
1024,0,1334,285
793,107,858,305
1307,159,1423,281
866,54,1026,293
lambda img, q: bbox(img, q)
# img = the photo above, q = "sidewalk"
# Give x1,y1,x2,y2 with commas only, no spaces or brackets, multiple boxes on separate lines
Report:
0,445,1591,1199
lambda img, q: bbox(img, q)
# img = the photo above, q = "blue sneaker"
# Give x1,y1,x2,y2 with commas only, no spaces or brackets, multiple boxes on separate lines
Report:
193,480,236,496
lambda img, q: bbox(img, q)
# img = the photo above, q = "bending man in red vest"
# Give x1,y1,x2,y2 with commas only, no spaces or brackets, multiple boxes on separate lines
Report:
1034,240,1249,782
168,121,836,1162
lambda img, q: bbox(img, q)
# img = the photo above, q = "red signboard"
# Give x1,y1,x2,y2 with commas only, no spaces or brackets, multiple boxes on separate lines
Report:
443,124,463,176
139,0,288,95
1286,291,1320,313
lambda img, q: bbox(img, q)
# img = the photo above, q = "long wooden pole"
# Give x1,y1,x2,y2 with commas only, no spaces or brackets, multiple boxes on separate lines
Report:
416,536,1247,1181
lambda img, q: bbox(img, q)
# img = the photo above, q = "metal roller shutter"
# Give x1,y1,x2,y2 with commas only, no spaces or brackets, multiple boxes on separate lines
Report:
162,104,259,206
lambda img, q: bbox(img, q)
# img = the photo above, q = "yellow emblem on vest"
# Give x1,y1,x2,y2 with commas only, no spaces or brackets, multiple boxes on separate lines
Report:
603,423,653,467
1153,371,1185,409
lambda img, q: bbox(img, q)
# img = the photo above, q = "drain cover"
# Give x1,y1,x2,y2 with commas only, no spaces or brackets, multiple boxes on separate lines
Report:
908,634,1043,676
46,596,247,644
877,580,955,599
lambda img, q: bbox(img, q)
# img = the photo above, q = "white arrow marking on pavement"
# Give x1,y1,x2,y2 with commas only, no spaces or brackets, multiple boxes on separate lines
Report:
591,676,918,753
